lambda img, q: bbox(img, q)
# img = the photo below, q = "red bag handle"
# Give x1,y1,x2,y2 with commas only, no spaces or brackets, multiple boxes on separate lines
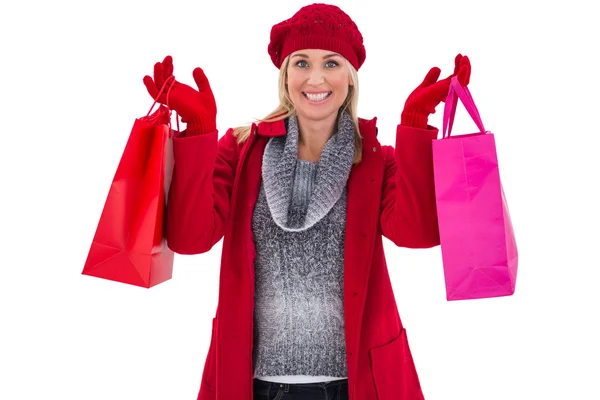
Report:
146,75,180,132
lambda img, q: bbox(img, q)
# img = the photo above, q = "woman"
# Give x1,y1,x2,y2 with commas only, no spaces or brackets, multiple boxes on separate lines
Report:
143,3,470,400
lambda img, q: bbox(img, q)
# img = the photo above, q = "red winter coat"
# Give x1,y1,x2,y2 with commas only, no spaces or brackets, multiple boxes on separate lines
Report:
166,116,440,400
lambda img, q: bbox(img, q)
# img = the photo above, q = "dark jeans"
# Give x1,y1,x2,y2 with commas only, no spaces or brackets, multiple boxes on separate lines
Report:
253,378,349,400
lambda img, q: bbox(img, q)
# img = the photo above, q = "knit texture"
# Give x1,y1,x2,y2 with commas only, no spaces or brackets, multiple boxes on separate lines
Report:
184,115,216,136
400,109,429,130
268,3,366,70
289,160,318,227
261,112,355,232
252,112,355,379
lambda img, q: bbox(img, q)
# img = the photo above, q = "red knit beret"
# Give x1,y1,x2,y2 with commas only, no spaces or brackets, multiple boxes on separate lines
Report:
268,3,366,70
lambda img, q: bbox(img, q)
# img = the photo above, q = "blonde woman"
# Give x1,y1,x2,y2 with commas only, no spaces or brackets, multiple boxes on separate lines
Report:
143,3,470,400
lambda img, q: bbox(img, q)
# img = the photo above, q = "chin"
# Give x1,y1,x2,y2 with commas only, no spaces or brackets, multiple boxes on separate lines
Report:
297,108,338,122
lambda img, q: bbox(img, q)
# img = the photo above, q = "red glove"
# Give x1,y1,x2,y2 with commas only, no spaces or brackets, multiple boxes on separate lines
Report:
400,54,471,129
143,55,217,136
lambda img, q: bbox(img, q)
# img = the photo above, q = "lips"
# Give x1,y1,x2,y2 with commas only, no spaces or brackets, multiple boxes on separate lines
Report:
302,91,332,102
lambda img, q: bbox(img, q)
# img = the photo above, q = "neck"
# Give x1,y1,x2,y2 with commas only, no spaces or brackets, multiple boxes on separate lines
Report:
296,112,339,162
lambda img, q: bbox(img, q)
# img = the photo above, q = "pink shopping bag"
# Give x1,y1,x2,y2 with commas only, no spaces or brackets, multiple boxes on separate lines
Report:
432,76,518,301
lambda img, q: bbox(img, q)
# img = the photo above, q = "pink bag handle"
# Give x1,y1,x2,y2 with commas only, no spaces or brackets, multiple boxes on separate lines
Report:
442,76,486,138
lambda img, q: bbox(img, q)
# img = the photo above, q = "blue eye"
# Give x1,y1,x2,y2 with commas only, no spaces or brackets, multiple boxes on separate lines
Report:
294,60,339,68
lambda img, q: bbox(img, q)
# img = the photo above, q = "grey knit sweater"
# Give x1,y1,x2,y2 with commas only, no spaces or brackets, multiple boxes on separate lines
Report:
251,112,355,381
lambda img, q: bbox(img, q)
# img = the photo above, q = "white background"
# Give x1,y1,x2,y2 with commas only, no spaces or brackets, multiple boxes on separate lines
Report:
1,0,599,399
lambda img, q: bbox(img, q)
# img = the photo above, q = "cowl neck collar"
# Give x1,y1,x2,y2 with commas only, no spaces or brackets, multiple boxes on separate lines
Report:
261,111,355,232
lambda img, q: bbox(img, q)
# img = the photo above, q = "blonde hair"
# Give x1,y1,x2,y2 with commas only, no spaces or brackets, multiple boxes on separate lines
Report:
232,54,363,164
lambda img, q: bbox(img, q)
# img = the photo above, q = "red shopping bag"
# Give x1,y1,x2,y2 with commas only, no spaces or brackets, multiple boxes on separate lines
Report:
82,78,177,288
432,76,518,300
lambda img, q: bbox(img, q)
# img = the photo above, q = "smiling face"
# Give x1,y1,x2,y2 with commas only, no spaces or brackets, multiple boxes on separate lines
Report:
286,49,353,123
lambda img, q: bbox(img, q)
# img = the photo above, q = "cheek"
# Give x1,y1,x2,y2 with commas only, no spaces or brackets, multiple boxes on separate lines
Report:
332,73,350,92
286,71,302,91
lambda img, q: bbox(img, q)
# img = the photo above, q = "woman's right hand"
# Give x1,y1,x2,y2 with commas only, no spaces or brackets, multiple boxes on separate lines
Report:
143,55,217,134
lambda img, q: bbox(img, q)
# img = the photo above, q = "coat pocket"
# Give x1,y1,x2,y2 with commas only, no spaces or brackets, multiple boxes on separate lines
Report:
201,318,218,392
369,328,424,400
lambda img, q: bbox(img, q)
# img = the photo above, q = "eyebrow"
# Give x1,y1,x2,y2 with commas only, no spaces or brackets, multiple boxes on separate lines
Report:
291,53,342,60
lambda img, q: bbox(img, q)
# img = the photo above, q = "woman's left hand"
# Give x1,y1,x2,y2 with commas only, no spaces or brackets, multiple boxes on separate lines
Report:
400,54,471,129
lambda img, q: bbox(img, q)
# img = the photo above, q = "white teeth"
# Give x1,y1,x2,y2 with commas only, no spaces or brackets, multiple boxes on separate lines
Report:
304,92,331,101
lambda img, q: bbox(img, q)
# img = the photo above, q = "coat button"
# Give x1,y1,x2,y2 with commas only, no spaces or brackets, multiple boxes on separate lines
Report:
372,146,377,152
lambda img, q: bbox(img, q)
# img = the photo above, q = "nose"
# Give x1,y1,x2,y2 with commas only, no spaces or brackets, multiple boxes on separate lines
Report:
307,68,325,85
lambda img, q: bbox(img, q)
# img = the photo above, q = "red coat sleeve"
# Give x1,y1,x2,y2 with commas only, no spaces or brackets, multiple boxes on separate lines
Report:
379,124,441,248
165,128,240,254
